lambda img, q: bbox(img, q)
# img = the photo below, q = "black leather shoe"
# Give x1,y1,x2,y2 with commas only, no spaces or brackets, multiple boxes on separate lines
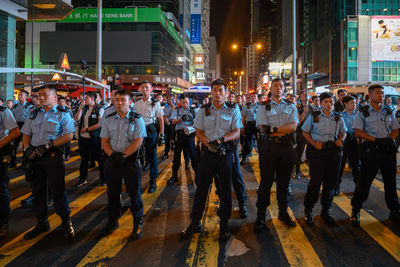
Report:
21,194,34,208
143,163,150,171
350,209,360,227
147,181,157,193
278,211,297,227
0,223,8,239
389,210,400,223
181,221,202,239
75,179,87,188
89,162,96,168
239,201,248,219
167,175,178,185
130,218,144,240
304,208,314,226
253,216,266,233
219,222,230,242
321,209,335,224
99,221,119,237
24,220,50,240
62,218,75,239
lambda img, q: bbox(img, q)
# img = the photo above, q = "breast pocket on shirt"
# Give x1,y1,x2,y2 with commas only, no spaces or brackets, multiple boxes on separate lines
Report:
267,109,278,125
108,123,120,137
204,115,216,129
46,120,59,135
365,116,378,130
220,114,232,130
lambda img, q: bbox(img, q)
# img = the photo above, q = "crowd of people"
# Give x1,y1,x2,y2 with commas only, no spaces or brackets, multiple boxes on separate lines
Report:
0,78,399,243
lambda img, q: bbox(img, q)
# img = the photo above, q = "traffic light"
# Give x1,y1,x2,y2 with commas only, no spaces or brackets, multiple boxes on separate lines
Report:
300,42,305,46
248,89,255,94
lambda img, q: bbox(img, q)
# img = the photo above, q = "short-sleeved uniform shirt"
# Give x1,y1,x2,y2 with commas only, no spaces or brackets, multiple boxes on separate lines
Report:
194,102,242,142
242,103,259,122
341,111,356,135
21,105,76,146
353,105,400,138
12,101,33,123
302,111,347,142
133,98,164,126
100,110,147,152
0,108,18,141
171,107,195,131
256,98,299,127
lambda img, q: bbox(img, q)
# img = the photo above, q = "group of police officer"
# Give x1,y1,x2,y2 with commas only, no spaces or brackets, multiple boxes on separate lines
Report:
0,78,399,243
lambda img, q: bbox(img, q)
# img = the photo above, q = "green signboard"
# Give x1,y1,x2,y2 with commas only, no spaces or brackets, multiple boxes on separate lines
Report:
60,8,183,48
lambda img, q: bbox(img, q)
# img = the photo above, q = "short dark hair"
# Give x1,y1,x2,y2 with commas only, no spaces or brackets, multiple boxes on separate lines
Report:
311,95,318,101
271,78,284,86
0,98,3,102
299,90,307,97
115,89,132,98
319,92,333,102
343,95,355,104
37,84,57,94
58,95,66,101
258,94,264,99
229,91,235,96
156,93,163,97
85,91,97,99
19,90,28,96
211,78,227,90
337,89,347,96
139,80,151,86
368,84,383,93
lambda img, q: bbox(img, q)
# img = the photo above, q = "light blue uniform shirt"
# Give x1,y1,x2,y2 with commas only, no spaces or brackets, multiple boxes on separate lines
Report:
353,105,400,138
100,109,147,152
12,101,33,122
100,105,116,127
0,108,18,141
21,105,76,146
302,111,347,142
242,103,259,122
256,99,299,127
194,103,242,142
341,111,356,135
163,105,174,119
171,107,195,131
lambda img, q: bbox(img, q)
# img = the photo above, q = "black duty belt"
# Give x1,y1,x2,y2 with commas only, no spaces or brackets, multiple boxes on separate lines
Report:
246,121,256,125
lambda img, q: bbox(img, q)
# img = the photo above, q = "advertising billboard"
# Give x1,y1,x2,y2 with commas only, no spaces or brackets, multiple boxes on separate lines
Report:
371,16,400,61
190,0,202,44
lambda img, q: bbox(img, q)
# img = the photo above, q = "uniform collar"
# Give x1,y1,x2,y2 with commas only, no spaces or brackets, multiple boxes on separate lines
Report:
270,97,285,105
369,104,384,113
115,110,131,119
211,102,228,111
321,111,335,118
39,104,58,113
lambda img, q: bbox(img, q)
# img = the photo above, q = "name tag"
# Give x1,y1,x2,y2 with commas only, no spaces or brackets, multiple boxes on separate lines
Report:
91,114,97,119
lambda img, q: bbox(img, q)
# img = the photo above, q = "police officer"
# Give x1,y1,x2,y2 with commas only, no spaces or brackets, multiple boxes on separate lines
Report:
350,84,400,226
162,95,175,160
0,105,20,238
10,90,33,167
134,81,164,193
168,96,197,184
181,79,241,241
21,84,75,239
74,91,105,187
240,93,259,164
301,92,346,225
335,95,360,195
99,89,146,239
254,78,299,232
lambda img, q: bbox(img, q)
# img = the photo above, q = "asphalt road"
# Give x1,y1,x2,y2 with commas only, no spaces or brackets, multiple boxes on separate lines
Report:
1,141,400,267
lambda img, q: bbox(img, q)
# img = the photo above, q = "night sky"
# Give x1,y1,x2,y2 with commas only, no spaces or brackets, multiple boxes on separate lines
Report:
210,0,250,78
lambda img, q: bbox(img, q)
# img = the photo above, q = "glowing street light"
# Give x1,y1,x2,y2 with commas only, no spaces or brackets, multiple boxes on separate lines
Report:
232,44,238,50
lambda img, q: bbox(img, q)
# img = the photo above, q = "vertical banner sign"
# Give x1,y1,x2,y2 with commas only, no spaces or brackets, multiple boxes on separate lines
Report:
190,0,202,44
371,16,400,61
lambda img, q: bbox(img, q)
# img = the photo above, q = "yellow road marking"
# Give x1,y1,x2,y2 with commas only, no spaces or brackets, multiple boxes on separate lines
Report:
334,193,400,262
9,167,94,211
9,154,81,185
185,183,219,267
0,187,106,266
249,155,323,267
76,163,172,267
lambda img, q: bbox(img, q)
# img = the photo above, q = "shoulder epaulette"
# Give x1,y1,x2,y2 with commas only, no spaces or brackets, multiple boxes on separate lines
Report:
383,105,394,115
133,112,141,119
333,111,342,122
261,100,271,111
106,111,117,118
56,106,67,112
0,106,6,112
282,99,291,104
201,103,212,109
312,110,321,123
29,107,41,120
151,98,157,107
226,101,237,109
201,103,212,116
359,104,370,117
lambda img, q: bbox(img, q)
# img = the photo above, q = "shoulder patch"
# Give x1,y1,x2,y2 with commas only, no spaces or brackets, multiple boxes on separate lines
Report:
29,108,41,120
56,106,67,112
383,105,394,115
201,103,212,109
260,100,271,111
312,110,321,123
226,101,237,109
359,104,370,117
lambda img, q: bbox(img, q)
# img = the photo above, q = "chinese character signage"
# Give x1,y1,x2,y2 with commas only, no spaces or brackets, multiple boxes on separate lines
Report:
190,0,202,44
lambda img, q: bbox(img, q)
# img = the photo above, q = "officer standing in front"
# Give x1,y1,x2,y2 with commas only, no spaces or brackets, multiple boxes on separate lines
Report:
167,96,197,184
99,89,146,239
240,93,259,164
181,79,241,242
162,95,175,160
254,78,299,232
21,84,76,239
10,90,32,167
0,105,20,238
134,81,164,193
350,84,400,226
301,92,346,226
